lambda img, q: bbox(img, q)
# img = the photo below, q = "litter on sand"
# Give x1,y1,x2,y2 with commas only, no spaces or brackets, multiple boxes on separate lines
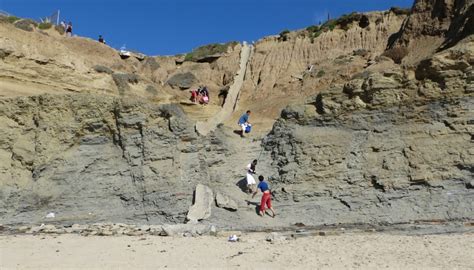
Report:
228,235,239,242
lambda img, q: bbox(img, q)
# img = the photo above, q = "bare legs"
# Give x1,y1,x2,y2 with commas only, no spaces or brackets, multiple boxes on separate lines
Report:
259,207,276,217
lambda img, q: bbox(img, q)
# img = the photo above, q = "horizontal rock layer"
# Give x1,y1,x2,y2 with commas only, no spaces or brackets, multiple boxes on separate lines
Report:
0,94,202,225
264,96,473,224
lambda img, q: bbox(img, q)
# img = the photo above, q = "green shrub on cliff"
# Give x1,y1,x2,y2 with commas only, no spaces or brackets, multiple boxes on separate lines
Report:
279,29,290,41
306,12,371,43
317,70,326,78
184,41,238,62
14,19,38,32
38,22,52,30
7,16,20,23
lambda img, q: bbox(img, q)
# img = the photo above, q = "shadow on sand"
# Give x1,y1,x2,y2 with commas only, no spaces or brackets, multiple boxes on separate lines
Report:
236,177,248,193
245,200,261,215
233,130,243,137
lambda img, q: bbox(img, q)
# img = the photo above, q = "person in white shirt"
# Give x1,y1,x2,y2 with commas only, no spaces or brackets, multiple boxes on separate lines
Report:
245,159,258,193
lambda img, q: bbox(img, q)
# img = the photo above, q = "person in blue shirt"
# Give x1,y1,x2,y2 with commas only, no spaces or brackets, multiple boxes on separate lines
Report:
238,110,251,138
252,175,276,217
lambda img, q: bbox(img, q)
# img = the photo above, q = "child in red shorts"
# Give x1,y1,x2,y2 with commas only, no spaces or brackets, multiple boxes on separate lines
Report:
252,175,276,217
190,89,198,103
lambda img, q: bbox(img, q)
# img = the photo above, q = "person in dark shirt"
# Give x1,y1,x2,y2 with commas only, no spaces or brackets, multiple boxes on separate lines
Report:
252,175,276,217
199,86,209,104
66,22,73,37
98,35,106,44
199,86,209,97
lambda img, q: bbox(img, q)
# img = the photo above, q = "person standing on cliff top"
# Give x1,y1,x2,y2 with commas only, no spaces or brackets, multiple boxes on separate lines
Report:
252,175,276,217
65,22,73,37
98,35,106,44
238,110,251,138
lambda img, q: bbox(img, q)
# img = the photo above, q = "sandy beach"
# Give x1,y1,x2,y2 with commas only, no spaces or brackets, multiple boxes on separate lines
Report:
1,232,473,269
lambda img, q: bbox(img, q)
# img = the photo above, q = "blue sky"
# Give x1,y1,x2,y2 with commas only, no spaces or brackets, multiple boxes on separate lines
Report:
1,0,413,56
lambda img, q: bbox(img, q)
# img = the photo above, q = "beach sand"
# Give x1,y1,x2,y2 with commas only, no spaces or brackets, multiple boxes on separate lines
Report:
1,232,473,269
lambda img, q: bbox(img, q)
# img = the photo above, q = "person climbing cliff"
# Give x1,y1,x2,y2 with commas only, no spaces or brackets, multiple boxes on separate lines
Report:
238,110,251,138
199,86,209,105
190,88,199,103
245,159,258,193
252,175,276,217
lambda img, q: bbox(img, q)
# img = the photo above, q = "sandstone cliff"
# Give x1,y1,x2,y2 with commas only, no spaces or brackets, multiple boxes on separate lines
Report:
389,0,474,65
261,0,473,226
244,11,406,97
0,94,194,224
0,19,241,109
0,1,473,230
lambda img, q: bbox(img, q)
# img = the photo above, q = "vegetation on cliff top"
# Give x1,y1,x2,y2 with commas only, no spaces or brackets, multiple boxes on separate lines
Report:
38,22,52,30
279,29,291,41
304,12,371,43
13,19,38,32
0,15,19,24
282,6,411,43
1,14,65,34
184,41,239,62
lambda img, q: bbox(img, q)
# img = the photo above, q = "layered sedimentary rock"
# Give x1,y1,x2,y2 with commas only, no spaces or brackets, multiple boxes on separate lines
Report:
0,94,200,224
263,36,474,225
242,11,406,100
0,0,473,230
0,94,273,227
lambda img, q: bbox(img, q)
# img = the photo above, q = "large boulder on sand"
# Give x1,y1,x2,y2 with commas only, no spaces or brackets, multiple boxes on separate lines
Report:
186,184,213,223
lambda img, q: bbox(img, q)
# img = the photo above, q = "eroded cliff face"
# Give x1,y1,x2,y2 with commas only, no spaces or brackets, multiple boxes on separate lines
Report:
262,18,474,225
241,11,406,100
0,1,473,230
0,94,280,228
0,20,241,107
390,0,474,65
